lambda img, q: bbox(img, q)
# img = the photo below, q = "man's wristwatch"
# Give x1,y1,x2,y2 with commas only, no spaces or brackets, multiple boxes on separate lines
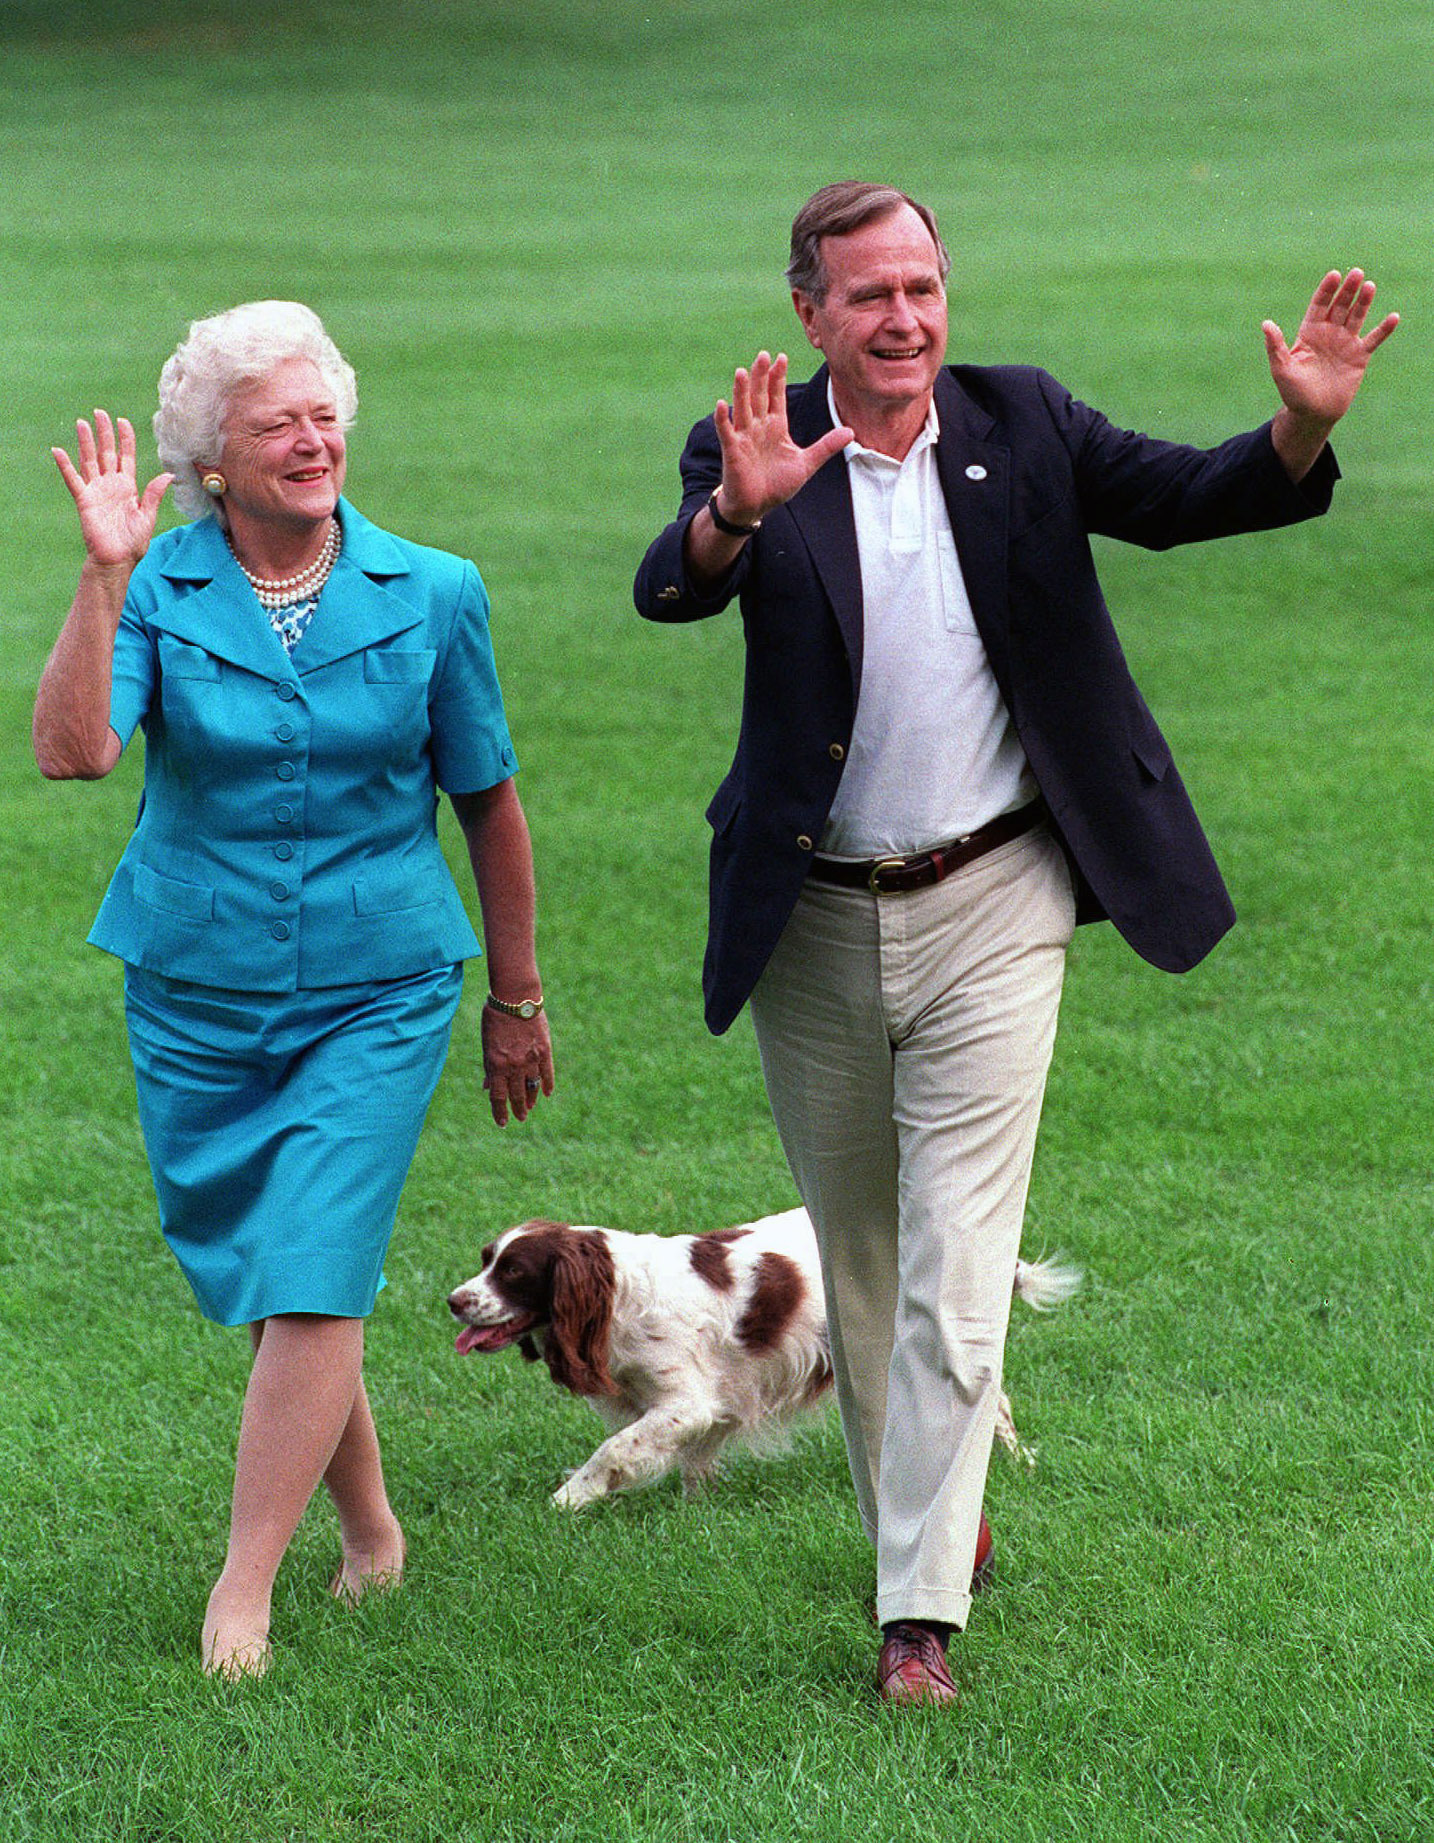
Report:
486,992,545,1020
707,488,762,538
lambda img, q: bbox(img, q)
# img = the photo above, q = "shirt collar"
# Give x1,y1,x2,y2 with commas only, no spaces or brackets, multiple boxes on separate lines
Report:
827,379,940,463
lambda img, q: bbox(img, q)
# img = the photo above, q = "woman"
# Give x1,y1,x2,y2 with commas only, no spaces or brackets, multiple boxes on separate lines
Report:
33,301,554,1680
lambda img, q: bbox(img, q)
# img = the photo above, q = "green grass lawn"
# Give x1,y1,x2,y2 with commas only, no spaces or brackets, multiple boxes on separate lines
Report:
3,2,1432,1838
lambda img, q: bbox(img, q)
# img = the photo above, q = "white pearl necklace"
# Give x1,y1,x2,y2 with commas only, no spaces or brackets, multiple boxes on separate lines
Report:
230,519,341,610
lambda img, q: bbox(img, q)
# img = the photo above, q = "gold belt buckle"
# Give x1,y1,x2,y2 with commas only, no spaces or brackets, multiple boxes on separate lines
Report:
868,855,908,895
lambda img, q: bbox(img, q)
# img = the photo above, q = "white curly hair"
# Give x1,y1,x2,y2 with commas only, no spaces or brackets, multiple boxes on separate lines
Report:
153,301,357,522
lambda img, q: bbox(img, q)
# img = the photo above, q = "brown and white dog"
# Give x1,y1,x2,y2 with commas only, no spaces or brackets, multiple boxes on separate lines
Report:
448,1207,1079,1508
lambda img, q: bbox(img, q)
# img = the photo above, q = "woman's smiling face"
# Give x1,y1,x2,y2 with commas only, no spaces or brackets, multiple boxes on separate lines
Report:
216,357,347,536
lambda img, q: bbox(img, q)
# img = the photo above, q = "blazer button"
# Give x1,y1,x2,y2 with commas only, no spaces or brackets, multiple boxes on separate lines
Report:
270,881,290,901
796,834,814,852
274,841,294,862
275,721,295,742
276,762,295,782
270,921,291,941
828,743,845,761
275,803,294,823
275,682,297,702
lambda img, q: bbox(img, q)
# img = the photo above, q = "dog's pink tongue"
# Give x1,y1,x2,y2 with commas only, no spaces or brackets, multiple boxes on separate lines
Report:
455,1326,488,1355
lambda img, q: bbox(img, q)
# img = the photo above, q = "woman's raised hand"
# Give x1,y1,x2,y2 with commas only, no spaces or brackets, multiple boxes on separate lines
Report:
713,351,852,524
53,411,174,569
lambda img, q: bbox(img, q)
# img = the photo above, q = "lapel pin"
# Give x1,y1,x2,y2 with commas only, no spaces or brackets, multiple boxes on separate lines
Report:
965,464,988,481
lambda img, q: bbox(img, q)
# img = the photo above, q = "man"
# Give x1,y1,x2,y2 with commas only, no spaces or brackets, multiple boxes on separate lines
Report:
633,182,1396,1705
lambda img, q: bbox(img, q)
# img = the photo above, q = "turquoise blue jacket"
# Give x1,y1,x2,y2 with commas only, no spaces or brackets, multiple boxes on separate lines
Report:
89,499,517,991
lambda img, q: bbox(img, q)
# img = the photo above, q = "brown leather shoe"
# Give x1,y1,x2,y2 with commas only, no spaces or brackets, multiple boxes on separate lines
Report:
877,1624,959,1706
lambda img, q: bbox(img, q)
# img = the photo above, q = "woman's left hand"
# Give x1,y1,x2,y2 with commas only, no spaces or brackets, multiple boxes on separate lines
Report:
450,779,554,1127
481,1001,554,1126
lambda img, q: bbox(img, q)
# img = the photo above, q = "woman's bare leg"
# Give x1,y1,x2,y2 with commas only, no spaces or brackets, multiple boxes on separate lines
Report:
201,1314,365,1678
322,1373,405,1600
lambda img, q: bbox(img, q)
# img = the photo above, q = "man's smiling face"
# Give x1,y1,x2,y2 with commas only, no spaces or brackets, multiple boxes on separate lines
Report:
793,202,948,441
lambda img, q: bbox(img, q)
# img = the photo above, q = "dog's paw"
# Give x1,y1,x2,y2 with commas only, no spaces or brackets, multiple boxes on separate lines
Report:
550,1479,592,1511
994,1389,1039,1470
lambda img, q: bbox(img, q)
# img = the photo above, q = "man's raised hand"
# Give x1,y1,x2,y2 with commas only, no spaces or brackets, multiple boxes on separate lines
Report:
1264,269,1399,431
712,351,852,525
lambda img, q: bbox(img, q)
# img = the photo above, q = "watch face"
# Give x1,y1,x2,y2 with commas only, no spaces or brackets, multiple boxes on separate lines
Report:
518,1001,536,1018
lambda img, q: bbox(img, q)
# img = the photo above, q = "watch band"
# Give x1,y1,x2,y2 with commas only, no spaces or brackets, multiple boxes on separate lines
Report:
707,488,761,538
486,992,545,1020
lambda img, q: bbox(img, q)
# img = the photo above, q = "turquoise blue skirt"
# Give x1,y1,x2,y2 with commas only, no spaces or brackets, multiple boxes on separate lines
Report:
123,963,463,1327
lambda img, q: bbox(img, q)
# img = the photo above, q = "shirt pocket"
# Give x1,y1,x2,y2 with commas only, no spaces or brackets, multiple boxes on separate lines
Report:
935,527,979,634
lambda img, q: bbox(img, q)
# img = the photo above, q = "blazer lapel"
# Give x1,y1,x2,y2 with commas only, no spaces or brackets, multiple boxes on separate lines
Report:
154,516,295,680
293,503,421,677
782,366,864,695
152,501,423,682
932,369,1014,695
763,368,1018,704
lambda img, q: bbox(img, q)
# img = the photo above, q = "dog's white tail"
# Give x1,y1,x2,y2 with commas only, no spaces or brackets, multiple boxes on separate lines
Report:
1013,1256,1082,1311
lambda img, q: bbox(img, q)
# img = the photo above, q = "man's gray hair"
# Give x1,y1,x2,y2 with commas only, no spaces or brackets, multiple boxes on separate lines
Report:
785,181,951,304
153,300,357,523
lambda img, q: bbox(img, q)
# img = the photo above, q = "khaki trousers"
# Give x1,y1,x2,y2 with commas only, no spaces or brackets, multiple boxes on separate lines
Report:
749,826,1075,1629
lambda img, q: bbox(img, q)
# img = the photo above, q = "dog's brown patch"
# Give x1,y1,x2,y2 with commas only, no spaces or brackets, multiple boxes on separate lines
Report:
487,1223,619,1398
485,1221,573,1314
735,1250,805,1353
689,1226,751,1291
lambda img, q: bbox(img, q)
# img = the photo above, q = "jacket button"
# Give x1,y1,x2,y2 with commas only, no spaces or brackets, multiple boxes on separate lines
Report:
275,682,297,702
276,763,295,782
828,743,845,761
275,722,295,742
274,842,294,862
275,803,294,823
271,921,291,941
270,881,290,901
796,834,813,851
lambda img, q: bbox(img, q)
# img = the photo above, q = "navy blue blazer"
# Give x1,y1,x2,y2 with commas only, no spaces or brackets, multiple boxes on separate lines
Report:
635,363,1338,1035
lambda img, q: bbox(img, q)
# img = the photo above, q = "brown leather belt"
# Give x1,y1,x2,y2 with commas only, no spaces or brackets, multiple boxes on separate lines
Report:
807,799,1049,896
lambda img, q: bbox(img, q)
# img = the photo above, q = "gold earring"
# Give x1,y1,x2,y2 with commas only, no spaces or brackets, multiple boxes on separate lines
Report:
201,471,227,497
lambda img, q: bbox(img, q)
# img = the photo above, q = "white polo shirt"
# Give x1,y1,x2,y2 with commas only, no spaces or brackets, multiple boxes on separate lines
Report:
818,385,1035,859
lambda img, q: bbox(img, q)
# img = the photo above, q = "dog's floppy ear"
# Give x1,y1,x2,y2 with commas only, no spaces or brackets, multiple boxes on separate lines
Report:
543,1232,619,1398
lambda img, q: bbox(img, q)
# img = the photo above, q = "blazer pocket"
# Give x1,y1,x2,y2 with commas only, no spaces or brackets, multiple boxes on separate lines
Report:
1130,730,1172,783
1008,496,1074,545
363,649,437,684
352,866,442,916
133,863,216,921
157,636,221,680
705,777,743,836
